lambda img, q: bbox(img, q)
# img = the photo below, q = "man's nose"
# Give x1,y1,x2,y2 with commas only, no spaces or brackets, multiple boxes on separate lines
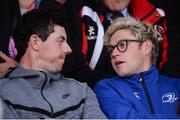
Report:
64,42,72,55
111,47,120,58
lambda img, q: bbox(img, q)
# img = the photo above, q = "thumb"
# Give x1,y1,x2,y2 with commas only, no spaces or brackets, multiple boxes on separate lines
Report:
0,51,12,62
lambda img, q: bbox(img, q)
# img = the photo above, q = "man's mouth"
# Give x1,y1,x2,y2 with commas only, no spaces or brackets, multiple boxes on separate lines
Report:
115,61,124,65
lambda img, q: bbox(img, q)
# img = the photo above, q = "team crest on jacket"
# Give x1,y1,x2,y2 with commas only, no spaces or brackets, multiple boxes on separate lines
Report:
154,25,164,34
162,92,178,103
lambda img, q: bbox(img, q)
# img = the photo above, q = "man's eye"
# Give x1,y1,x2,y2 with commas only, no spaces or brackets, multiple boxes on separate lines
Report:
57,41,63,46
57,38,65,44
58,39,65,43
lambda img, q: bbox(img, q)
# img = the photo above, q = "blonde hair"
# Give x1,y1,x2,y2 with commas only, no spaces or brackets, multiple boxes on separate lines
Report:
104,17,162,64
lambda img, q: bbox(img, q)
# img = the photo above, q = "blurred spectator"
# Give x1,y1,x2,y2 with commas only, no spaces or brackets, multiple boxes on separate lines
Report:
62,0,116,87
0,0,20,58
149,0,180,78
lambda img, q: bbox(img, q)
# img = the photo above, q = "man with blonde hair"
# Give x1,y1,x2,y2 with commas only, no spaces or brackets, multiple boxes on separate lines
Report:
94,17,180,119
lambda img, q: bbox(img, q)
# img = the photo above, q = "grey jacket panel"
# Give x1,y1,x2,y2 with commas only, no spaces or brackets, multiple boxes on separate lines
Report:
0,66,106,119
0,97,17,119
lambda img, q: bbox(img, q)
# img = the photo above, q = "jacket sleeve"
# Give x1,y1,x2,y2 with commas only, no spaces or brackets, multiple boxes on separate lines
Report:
82,86,107,119
94,80,178,119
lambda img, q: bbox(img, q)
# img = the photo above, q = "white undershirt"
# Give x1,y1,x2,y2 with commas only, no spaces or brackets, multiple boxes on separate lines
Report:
20,8,29,15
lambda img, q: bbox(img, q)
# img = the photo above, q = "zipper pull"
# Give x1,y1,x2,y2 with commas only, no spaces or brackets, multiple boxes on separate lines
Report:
139,76,144,82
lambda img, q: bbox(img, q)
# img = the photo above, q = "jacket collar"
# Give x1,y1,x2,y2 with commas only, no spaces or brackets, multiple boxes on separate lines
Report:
119,65,159,86
7,65,63,88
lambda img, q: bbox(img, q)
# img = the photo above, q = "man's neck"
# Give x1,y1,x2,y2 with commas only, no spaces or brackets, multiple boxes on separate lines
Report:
19,0,35,10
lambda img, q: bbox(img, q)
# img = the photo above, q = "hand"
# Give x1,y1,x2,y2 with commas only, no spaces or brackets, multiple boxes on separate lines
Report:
55,0,67,4
0,51,16,78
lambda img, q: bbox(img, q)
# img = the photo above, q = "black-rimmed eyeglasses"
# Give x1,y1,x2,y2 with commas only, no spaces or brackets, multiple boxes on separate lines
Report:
106,39,143,54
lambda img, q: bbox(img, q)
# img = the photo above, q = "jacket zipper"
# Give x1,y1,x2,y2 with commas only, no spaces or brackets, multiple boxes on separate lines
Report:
41,72,54,117
139,76,154,113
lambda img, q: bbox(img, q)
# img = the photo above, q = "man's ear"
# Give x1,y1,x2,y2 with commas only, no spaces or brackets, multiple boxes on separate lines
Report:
143,39,153,55
29,35,41,51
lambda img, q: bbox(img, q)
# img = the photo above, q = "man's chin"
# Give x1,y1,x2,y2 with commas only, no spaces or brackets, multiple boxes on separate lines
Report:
48,68,62,74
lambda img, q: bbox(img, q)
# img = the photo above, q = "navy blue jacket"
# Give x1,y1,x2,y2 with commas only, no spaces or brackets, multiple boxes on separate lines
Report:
94,66,180,119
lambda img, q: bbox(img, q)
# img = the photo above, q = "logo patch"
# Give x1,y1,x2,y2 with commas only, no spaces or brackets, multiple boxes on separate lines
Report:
162,92,178,103
62,93,70,99
88,26,95,36
134,92,141,99
87,26,97,40
154,25,164,34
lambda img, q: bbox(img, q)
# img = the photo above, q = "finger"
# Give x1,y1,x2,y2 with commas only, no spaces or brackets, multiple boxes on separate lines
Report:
0,63,8,69
0,51,12,61
0,62,15,71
